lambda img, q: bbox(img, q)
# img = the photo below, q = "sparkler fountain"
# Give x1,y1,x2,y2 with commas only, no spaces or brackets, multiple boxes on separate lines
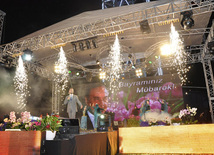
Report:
13,56,29,110
107,34,123,94
54,46,69,97
170,23,189,85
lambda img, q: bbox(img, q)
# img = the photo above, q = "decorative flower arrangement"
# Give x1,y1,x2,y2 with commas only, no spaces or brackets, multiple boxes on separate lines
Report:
30,114,62,132
0,111,31,131
127,115,140,127
179,106,198,124
141,112,172,126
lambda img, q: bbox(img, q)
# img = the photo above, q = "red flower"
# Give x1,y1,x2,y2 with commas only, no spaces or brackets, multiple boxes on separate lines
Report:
46,124,50,129
57,121,60,123
40,115,43,118
53,115,59,117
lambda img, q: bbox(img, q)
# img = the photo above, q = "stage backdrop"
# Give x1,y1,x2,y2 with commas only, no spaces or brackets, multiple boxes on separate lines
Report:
74,74,184,121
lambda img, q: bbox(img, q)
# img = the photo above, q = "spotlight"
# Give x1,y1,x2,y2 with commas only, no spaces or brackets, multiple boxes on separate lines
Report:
72,43,77,52
139,20,151,34
208,41,214,55
135,68,143,77
128,54,132,59
160,44,173,56
99,71,106,80
180,11,194,30
79,42,84,51
96,60,100,65
22,49,33,61
92,40,97,48
86,40,91,49
100,114,105,119
97,114,109,132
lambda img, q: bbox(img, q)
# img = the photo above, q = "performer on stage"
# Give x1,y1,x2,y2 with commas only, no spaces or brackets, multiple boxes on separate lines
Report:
64,88,83,119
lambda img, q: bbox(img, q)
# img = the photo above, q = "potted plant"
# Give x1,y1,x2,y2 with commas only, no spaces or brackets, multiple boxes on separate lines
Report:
171,117,182,125
179,106,198,124
0,111,31,131
32,114,62,140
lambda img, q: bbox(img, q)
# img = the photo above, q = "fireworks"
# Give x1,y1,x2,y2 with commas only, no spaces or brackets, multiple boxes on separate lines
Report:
170,24,189,85
54,47,69,95
13,56,28,110
107,34,123,93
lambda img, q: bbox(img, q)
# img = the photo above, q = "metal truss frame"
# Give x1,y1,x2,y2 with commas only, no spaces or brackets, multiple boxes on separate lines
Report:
0,0,213,58
0,10,6,44
102,0,136,9
52,81,60,114
202,21,214,123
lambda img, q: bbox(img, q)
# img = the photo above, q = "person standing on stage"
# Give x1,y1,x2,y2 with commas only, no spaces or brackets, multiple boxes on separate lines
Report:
64,88,83,119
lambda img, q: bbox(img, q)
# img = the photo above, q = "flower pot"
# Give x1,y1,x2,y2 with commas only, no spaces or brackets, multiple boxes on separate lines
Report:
46,130,56,140
172,123,180,126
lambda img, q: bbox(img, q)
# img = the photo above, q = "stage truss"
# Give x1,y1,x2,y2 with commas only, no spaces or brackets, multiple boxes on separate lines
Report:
0,0,214,121
0,10,5,44
0,0,213,56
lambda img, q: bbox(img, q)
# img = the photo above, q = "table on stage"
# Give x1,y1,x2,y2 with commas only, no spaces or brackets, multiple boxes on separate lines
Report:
42,131,118,155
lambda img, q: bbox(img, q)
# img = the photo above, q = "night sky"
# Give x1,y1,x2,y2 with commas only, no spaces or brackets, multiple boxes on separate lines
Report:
1,0,101,44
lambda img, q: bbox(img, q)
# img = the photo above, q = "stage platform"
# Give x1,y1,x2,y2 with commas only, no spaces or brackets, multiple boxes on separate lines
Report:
119,124,214,154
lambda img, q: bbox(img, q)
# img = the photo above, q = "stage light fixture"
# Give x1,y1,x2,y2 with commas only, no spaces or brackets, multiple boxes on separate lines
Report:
86,40,91,49
100,114,105,119
135,68,143,77
99,71,106,80
208,41,214,55
92,40,97,48
79,42,84,51
97,114,109,132
160,44,173,56
180,11,194,30
139,20,151,34
72,44,77,52
128,54,132,59
96,60,100,64
22,49,33,61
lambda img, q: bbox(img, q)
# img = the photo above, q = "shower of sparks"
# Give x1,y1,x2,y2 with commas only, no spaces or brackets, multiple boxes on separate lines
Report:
54,47,69,95
13,56,29,110
107,35,123,93
170,24,189,85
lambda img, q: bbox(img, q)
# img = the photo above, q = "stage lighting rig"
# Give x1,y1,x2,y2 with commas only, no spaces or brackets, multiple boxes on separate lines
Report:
97,114,109,132
79,42,84,51
139,20,151,34
208,41,214,55
180,11,194,30
22,49,33,61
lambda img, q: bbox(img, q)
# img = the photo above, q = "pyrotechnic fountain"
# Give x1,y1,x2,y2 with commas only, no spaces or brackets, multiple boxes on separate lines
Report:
54,46,69,96
170,23,189,85
107,34,123,94
13,56,29,110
